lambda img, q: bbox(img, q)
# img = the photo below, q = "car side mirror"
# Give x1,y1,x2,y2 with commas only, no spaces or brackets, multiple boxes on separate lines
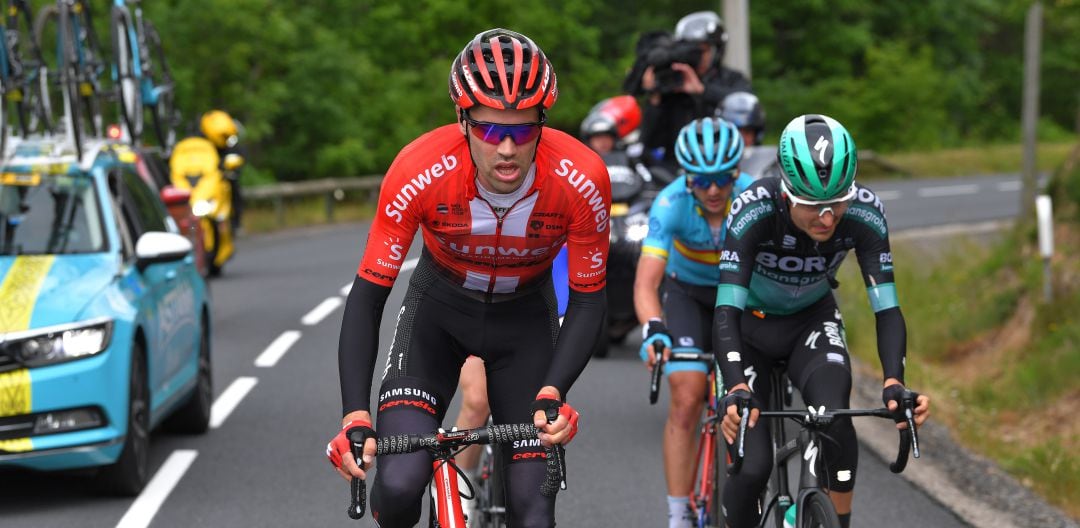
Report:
160,185,192,206
135,232,192,271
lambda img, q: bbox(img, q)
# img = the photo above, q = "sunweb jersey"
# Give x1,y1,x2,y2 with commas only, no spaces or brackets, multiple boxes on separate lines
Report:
359,124,611,294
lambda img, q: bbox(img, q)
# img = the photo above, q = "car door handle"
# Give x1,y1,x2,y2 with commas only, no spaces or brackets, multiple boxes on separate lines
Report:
165,270,178,281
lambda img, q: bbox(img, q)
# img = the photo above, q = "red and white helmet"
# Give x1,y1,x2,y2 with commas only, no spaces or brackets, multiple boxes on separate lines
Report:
449,28,558,111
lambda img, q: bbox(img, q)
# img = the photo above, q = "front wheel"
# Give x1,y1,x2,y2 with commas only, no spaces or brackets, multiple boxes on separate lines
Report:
473,443,507,528
96,343,150,496
798,491,841,528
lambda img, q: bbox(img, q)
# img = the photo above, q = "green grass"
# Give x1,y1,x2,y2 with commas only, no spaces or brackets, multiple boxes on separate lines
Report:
860,140,1077,180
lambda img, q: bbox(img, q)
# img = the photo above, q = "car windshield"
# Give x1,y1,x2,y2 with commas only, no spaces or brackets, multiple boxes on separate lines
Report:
0,171,107,255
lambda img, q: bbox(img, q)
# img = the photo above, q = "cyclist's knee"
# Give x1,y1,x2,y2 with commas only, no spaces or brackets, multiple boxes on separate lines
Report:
370,454,428,526
504,461,555,527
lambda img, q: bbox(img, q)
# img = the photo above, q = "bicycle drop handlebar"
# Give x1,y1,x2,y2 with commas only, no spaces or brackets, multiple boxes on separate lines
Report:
648,348,714,405
726,390,921,476
347,422,563,520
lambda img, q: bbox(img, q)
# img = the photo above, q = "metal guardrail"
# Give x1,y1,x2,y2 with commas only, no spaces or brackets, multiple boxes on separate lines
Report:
244,175,383,226
242,150,910,227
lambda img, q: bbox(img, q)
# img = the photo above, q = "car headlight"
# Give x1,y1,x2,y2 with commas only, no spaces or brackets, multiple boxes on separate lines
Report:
192,199,216,217
1,318,113,368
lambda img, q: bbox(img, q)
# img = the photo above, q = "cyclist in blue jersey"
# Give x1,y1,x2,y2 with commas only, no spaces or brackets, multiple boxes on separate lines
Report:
713,115,931,528
633,117,753,528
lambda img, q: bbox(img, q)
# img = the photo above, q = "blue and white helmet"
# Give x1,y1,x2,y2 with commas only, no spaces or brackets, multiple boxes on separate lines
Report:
674,117,744,174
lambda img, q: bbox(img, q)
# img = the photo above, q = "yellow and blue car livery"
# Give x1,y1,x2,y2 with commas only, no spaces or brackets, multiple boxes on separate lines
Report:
641,172,755,286
0,138,209,473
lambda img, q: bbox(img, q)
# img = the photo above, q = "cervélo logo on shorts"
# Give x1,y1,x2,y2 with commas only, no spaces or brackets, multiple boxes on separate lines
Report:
384,154,459,223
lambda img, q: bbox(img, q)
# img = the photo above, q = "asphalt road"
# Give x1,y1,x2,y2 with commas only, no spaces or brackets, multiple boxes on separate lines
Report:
0,174,1038,527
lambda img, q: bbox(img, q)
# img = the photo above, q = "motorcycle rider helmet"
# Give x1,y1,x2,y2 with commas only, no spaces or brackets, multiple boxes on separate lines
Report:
579,111,617,140
675,11,727,56
449,28,557,112
777,114,858,201
720,92,765,144
200,110,240,149
675,117,744,176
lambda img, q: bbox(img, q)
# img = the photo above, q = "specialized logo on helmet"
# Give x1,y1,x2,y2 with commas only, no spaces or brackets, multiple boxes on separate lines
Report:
814,135,829,165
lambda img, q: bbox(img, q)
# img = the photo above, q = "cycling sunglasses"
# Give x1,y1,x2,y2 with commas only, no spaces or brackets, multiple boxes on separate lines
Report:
687,170,737,190
781,180,858,217
463,113,546,146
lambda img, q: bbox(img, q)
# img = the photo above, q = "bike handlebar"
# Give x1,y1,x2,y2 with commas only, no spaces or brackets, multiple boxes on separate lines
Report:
648,348,714,405
727,394,921,477
347,422,562,520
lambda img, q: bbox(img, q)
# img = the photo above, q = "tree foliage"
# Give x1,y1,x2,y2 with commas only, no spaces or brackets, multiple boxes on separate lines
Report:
47,0,1079,180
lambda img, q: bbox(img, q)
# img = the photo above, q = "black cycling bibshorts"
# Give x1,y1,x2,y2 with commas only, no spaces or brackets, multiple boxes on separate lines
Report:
370,251,560,528
722,295,859,528
661,276,715,375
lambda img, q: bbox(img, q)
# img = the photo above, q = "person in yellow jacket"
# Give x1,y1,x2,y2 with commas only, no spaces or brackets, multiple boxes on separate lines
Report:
199,110,246,230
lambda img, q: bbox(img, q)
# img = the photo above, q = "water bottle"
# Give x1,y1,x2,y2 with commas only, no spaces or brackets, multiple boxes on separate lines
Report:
782,503,797,528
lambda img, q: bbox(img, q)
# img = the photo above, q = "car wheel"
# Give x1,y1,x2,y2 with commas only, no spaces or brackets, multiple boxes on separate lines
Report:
97,343,150,496
166,315,212,434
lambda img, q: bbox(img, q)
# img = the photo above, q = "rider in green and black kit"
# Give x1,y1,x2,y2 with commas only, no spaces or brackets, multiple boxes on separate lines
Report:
713,115,931,528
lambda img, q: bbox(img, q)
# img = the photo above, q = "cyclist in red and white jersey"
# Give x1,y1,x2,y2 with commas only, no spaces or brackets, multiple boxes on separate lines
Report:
326,28,610,527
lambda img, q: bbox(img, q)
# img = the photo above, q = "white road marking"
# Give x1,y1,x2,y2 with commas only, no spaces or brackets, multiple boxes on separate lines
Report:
340,257,419,296
210,377,258,429
996,180,1022,192
875,190,902,201
301,297,343,326
255,331,302,368
918,184,980,197
892,219,1012,240
115,449,199,528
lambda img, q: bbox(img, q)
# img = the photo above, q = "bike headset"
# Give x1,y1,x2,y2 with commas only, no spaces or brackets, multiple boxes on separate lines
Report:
719,91,766,145
675,117,744,206
449,28,558,179
776,114,858,212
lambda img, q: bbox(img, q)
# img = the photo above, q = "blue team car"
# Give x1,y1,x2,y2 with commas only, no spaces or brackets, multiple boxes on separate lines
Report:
0,137,212,495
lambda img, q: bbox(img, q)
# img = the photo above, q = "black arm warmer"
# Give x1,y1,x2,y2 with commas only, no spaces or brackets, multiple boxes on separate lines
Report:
713,304,747,391
542,287,607,396
874,306,907,383
338,275,392,415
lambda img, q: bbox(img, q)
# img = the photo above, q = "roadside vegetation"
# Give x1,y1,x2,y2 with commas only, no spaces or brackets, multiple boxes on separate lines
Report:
835,146,1080,517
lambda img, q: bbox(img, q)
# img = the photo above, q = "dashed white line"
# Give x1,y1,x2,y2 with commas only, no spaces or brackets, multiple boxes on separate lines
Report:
340,257,420,297
301,297,343,326
210,377,258,429
875,190,902,201
996,180,1022,192
115,449,198,528
255,331,302,368
918,184,980,197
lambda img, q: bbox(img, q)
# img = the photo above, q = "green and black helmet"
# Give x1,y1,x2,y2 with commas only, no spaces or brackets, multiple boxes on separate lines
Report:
777,114,857,201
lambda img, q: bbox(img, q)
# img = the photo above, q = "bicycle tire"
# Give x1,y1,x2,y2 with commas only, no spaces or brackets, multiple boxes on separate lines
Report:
7,1,51,135
57,3,84,158
473,442,507,527
708,427,726,528
798,491,841,528
31,2,62,134
111,7,141,142
141,20,176,150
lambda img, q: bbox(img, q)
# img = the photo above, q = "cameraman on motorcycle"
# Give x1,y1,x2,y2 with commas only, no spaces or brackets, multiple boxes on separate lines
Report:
626,11,751,176
200,110,246,230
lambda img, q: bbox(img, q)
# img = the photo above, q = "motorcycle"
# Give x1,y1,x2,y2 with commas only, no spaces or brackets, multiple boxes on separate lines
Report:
169,136,238,276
